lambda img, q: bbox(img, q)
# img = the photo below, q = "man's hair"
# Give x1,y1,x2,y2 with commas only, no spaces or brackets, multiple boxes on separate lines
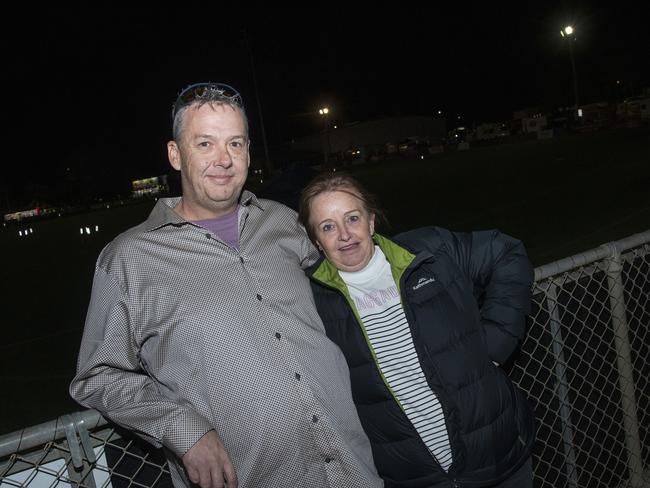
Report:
298,171,386,244
171,83,249,141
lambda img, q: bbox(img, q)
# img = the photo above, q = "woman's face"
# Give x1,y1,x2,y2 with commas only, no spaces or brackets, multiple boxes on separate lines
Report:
309,190,375,272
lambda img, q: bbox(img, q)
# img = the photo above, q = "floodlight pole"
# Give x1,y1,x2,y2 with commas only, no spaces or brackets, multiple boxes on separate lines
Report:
242,29,273,176
561,26,580,120
567,39,579,112
319,107,331,164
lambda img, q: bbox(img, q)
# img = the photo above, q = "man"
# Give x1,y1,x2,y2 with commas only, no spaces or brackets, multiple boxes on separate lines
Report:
70,82,382,488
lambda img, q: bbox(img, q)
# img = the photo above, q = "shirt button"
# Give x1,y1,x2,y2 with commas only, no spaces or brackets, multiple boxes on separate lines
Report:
256,294,262,301
275,332,281,340
312,415,318,423
239,256,244,263
325,457,331,463
295,372,301,381
205,233,211,239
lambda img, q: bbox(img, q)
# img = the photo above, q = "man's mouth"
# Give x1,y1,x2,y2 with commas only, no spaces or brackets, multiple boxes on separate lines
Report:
206,174,232,183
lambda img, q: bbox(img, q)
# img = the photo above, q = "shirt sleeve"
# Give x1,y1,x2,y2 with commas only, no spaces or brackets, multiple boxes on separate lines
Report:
441,228,534,365
297,218,320,268
69,264,213,457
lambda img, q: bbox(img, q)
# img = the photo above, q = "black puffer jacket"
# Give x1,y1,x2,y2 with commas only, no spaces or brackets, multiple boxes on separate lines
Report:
306,228,536,488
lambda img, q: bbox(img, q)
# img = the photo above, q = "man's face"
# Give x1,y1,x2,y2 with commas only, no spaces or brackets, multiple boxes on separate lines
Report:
168,103,250,220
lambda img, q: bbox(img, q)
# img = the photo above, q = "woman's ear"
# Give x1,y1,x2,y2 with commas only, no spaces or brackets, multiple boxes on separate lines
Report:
369,213,376,235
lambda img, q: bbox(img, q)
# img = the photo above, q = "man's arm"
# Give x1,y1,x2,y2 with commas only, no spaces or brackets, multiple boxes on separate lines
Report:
70,265,237,487
296,214,321,268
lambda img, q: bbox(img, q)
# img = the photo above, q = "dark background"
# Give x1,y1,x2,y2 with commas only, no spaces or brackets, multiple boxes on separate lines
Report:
2,4,649,210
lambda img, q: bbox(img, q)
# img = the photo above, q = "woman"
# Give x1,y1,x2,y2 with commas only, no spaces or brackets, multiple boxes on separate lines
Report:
298,172,535,488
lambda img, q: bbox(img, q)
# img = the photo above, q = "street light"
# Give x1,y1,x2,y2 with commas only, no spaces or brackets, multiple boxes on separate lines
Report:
319,107,332,164
560,25,580,121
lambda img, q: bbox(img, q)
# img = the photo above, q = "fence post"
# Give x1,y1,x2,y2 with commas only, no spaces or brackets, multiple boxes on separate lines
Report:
604,243,644,488
61,414,98,488
547,284,579,488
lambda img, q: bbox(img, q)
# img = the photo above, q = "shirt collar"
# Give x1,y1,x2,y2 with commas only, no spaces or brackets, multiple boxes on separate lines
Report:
144,190,264,232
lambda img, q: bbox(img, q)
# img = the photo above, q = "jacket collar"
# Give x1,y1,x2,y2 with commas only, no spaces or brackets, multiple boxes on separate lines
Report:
308,232,432,293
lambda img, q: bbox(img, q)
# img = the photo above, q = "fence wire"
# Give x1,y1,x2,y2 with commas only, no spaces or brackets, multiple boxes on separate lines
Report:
2,231,649,488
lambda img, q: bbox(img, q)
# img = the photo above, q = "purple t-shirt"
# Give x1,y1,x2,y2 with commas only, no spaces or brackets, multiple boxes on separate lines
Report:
194,207,240,249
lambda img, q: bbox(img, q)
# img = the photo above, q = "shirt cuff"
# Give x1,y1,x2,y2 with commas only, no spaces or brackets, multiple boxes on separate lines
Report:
162,410,214,457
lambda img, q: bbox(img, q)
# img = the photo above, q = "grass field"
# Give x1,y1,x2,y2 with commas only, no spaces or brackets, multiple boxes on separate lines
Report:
324,125,650,265
1,125,648,435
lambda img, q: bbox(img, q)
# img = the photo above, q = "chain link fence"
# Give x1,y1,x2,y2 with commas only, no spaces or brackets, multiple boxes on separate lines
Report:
0,411,172,488
511,230,650,488
2,230,649,488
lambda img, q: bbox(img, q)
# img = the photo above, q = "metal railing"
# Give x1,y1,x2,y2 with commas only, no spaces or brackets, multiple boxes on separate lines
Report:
2,230,649,488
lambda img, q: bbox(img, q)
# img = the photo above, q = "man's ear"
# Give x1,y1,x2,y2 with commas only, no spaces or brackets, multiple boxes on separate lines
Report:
168,141,182,171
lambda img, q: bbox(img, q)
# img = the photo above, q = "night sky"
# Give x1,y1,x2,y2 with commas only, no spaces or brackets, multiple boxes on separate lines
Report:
3,4,648,210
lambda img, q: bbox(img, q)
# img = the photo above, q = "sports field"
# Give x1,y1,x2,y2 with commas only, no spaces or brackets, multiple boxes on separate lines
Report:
1,125,648,434
333,125,650,265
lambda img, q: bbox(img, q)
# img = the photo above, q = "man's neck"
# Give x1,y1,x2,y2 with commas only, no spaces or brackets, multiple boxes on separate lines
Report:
174,199,239,221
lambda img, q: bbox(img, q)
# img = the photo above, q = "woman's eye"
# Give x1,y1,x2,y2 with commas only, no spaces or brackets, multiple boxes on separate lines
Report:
322,224,333,232
348,215,359,222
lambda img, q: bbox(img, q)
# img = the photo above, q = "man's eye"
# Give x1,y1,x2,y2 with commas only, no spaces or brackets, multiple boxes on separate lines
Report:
230,139,249,150
198,141,211,148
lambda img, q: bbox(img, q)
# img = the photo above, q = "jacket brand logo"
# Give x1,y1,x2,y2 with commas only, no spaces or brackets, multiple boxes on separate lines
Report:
413,277,436,290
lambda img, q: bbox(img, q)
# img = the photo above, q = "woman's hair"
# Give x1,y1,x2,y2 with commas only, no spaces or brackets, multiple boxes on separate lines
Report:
298,171,386,243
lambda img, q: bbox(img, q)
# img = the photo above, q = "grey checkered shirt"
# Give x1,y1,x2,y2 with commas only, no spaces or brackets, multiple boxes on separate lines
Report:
70,192,383,488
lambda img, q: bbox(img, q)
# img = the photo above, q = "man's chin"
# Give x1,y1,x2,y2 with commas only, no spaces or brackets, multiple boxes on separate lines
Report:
206,192,240,209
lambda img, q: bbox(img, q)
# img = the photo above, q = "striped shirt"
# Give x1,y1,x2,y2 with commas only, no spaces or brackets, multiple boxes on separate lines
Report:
70,192,383,488
339,246,453,471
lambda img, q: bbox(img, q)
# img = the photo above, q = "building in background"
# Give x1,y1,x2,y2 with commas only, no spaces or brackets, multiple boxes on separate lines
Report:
288,116,447,165
131,175,169,198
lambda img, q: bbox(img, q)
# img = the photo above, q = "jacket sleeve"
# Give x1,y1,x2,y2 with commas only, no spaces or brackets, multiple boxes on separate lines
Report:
69,264,213,458
440,228,534,365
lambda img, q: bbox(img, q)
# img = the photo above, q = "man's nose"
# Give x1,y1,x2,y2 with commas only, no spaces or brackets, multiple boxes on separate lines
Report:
212,145,233,167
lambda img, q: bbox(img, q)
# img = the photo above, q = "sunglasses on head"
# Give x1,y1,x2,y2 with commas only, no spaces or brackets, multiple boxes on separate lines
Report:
172,82,243,120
